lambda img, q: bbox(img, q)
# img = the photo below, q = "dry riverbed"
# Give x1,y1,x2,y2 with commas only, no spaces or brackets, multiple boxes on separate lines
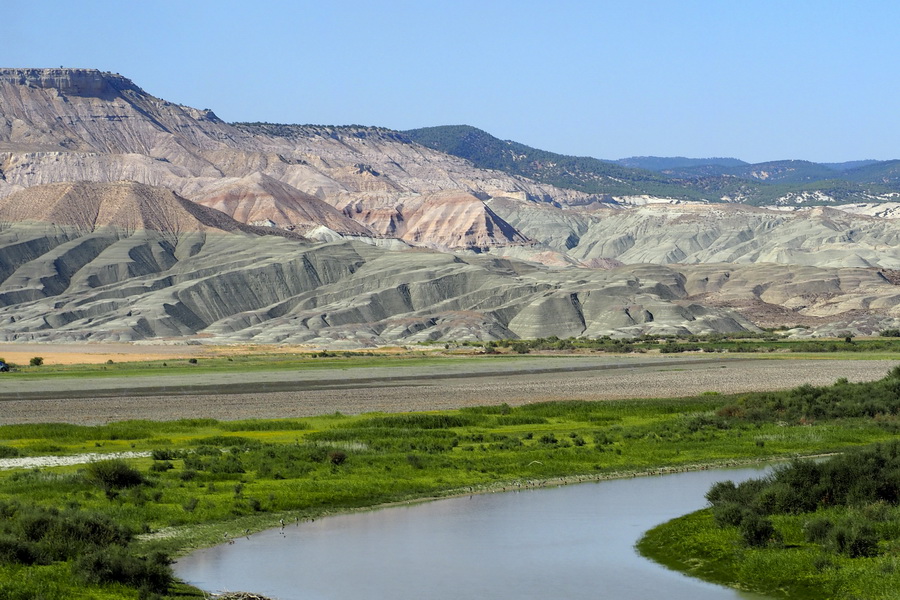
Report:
1,354,895,425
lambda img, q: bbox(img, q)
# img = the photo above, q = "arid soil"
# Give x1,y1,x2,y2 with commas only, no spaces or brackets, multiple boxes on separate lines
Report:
0,343,230,366
0,355,894,425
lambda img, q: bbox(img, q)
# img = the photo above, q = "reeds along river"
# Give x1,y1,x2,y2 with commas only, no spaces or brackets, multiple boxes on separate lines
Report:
175,466,774,600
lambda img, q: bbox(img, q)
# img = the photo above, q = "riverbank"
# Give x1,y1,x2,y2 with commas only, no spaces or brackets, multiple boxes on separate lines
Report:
638,445,900,600
3,368,900,598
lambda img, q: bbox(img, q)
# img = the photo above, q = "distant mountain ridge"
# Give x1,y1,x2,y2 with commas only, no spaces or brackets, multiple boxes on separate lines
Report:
404,125,900,205
614,156,748,171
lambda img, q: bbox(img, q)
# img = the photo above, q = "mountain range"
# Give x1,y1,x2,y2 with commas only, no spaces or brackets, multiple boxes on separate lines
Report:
404,125,900,204
1,67,899,346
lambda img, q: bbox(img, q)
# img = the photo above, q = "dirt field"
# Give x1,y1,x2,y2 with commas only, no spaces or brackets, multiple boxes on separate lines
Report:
0,342,320,366
1,355,896,425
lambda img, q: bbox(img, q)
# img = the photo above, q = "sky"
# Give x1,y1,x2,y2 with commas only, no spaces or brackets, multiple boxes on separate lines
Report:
4,0,898,164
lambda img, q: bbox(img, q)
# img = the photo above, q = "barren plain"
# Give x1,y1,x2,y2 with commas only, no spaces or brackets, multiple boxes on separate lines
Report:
0,348,894,425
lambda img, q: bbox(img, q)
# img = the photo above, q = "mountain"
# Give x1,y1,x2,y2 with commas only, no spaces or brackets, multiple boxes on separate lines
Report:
405,125,900,205
403,125,688,200
2,68,900,344
615,156,748,172
0,69,586,250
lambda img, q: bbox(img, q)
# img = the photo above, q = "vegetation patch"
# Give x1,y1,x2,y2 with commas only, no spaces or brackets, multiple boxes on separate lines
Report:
640,439,900,599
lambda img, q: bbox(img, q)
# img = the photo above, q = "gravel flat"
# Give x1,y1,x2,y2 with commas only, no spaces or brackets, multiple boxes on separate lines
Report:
1,356,895,425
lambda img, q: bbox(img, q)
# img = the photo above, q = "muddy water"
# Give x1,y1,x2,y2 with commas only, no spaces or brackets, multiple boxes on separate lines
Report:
175,466,773,600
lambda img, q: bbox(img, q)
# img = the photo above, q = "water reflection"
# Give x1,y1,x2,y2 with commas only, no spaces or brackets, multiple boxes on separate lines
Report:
176,467,772,600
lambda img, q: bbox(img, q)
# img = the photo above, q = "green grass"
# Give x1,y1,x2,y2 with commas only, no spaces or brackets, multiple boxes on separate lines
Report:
3,371,900,598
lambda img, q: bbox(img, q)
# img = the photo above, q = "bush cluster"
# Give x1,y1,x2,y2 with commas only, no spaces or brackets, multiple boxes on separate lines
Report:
717,366,900,424
707,441,900,554
0,500,172,593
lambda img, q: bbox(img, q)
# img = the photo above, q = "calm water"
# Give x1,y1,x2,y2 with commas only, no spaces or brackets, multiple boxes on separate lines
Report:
175,467,772,600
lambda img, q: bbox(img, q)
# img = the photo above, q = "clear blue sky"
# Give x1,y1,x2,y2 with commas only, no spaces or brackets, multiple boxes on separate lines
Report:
5,0,898,163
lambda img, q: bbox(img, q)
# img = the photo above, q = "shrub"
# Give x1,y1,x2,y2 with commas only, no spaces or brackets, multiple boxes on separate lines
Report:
0,446,20,458
149,461,173,473
0,534,38,564
804,517,833,543
739,513,779,547
150,449,178,461
828,521,879,557
74,548,172,594
85,460,146,490
179,470,198,482
712,502,748,528
706,479,737,504
29,357,43,367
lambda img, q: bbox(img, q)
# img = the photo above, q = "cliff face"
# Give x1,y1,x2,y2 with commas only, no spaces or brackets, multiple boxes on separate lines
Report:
0,69,577,251
0,68,145,98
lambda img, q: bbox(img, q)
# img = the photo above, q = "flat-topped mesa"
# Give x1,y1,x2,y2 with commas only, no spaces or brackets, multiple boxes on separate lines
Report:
0,68,142,98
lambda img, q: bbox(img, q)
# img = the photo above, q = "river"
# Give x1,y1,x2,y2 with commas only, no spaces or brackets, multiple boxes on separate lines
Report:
175,465,774,599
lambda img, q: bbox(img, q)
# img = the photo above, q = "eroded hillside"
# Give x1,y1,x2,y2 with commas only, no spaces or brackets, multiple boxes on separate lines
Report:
2,68,900,343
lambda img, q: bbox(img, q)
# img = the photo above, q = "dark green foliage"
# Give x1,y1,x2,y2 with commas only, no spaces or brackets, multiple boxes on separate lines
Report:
85,459,146,490
712,502,748,528
0,422,156,442
706,442,900,556
74,548,172,594
0,501,133,566
0,445,20,458
739,512,779,547
538,433,558,445
510,342,530,354
712,443,900,515
29,357,43,367
355,414,476,429
181,451,245,477
150,449,179,461
717,366,900,424
148,461,173,473
804,517,833,543
828,518,879,558
246,445,322,479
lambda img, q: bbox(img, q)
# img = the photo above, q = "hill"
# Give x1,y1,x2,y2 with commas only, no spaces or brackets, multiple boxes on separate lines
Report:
404,125,900,205
2,69,900,343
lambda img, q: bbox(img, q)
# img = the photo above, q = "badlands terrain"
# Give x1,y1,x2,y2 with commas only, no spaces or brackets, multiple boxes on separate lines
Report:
2,68,900,345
